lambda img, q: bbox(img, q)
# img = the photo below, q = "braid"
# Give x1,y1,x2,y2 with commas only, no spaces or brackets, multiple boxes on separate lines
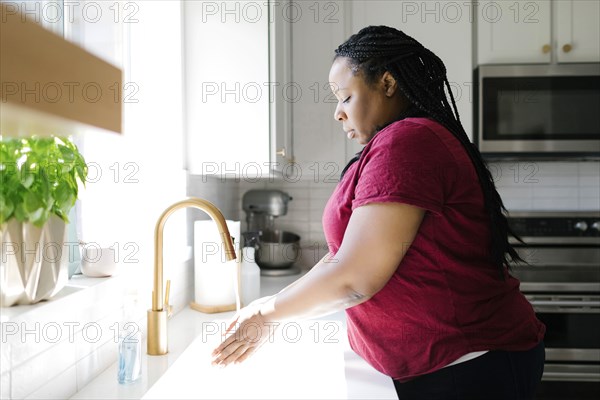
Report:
335,26,524,277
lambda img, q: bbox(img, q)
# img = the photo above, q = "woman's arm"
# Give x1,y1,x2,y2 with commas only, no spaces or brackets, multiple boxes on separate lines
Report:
212,202,425,365
260,202,425,320
242,253,334,308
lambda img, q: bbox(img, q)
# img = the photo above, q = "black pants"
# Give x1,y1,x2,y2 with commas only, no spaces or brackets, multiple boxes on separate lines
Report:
393,341,545,400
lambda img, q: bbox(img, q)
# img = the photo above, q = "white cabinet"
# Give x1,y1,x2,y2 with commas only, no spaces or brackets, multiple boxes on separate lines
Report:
184,0,480,176
350,0,474,139
184,0,304,177
290,0,477,168
555,0,600,63
184,1,270,177
477,0,551,64
478,0,600,64
288,1,349,179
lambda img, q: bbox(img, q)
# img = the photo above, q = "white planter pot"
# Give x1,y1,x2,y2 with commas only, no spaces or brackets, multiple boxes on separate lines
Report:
0,215,69,307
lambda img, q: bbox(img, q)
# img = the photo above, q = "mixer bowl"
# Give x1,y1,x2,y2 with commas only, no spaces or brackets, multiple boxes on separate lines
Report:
255,230,301,269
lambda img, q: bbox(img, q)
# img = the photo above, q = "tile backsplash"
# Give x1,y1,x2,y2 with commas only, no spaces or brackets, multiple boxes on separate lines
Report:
491,161,600,212
186,173,338,268
187,160,599,268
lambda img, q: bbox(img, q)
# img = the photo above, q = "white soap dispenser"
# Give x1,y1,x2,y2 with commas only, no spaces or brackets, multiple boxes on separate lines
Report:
241,243,261,307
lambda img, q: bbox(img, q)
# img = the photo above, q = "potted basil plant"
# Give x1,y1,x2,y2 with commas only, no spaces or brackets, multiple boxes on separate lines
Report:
0,136,87,307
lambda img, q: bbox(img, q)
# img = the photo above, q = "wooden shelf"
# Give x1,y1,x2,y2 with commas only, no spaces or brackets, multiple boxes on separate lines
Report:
0,3,122,137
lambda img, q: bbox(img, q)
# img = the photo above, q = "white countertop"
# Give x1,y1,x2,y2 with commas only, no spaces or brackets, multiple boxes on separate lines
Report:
70,274,397,399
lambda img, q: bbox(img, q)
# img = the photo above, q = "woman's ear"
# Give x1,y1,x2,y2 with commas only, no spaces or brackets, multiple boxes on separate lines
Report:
381,71,398,97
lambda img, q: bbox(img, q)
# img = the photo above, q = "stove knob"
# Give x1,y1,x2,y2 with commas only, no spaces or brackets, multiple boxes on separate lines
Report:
591,221,600,233
574,221,588,232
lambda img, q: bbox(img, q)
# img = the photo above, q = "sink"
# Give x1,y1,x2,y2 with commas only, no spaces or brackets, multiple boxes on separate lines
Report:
142,320,347,399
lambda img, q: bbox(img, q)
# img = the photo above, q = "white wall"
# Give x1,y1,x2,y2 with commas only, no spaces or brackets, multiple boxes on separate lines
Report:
79,0,187,279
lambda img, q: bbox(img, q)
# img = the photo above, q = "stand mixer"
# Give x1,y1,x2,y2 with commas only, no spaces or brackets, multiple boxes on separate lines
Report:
242,190,301,276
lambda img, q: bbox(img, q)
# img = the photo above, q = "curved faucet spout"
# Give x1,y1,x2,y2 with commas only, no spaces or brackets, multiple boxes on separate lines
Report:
148,197,236,355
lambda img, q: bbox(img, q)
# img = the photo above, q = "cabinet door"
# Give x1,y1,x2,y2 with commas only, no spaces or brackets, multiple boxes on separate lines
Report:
290,1,348,181
477,0,551,64
184,1,270,178
556,0,600,63
269,0,293,173
351,0,474,140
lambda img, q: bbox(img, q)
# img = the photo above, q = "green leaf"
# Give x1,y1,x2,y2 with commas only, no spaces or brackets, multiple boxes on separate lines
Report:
0,196,14,225
20,169,35,188
23,190,44,215
75,163,87,187
59,145,76,163
54,181,75,212
14,203,27,222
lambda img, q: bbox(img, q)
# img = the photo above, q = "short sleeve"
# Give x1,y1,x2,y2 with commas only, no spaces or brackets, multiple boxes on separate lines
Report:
352,121,450,214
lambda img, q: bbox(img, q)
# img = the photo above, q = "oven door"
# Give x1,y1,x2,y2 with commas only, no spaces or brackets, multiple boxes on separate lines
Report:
526,293,600,382
510,241,600,382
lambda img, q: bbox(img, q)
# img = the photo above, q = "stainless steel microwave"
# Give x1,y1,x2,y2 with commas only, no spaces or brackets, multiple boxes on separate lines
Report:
475,64,600,156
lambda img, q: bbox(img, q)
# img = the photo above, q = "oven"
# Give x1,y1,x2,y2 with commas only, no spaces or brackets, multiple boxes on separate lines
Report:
507,212,600,394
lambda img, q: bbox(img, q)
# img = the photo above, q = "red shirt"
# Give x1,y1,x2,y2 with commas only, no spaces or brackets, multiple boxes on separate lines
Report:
322,118,545,382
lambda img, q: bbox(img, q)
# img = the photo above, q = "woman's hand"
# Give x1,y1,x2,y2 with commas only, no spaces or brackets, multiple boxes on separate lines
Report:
211,301,277,367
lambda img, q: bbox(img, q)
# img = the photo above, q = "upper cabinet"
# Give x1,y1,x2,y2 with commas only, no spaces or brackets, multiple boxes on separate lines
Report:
0,2,122,137
288,1,349,176
184,0,483,175
477,0,551,64
555,0,600,63
478,0,599,64
351,0,474,139
183,1,351,178
184,0,272,177
293,0,478,167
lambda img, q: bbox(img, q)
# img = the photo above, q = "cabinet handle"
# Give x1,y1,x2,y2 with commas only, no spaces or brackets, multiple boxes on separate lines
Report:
542,44,551,54
276,148,286,157
562,43,573,53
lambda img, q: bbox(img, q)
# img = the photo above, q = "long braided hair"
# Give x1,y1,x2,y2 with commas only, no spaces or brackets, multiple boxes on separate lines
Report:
335,25,523,276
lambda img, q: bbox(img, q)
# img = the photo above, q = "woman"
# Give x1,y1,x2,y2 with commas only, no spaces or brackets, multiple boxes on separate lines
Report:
212,26,545,400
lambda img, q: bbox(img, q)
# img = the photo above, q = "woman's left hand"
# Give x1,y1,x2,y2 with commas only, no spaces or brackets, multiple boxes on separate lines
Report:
211,303,277,367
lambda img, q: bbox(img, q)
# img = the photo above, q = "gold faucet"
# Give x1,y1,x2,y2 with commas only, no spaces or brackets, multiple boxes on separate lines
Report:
147,198,237,355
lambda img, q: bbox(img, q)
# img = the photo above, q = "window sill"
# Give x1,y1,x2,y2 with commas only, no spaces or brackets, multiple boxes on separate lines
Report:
1,273,126,324
1,244,193,325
